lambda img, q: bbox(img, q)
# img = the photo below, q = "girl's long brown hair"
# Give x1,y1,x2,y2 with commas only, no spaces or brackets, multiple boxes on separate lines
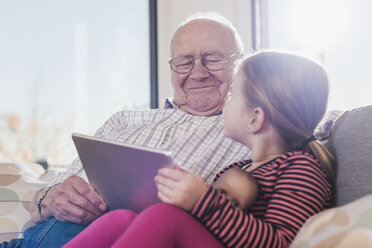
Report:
240,51,335,179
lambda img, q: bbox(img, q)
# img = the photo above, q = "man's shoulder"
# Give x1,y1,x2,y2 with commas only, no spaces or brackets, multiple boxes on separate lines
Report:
112,108,176,117
107,108,184,124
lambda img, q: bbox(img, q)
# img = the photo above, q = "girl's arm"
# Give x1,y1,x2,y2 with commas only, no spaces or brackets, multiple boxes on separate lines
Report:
155,156,331,248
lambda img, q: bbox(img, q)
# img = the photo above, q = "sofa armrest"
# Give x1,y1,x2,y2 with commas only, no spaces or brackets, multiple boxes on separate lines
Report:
290,194,372,248
327,105,372,206
0,162,55,241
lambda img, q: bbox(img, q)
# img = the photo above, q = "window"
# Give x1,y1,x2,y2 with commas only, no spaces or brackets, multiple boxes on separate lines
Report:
261,0,372,111
0,0,150,168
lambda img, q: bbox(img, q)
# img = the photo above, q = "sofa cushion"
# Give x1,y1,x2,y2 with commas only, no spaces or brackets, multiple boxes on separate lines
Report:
0,162,53,241
290,193,372,248
327,105,372,206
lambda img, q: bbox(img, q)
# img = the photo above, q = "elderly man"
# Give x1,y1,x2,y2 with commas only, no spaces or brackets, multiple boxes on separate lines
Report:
0,13,250,248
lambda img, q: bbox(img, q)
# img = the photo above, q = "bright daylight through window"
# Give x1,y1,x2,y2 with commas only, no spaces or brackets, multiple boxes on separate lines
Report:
0,1,150,169
265,0,372,111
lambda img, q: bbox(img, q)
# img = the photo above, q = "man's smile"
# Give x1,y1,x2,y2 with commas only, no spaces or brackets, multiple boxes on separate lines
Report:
186,84,219,90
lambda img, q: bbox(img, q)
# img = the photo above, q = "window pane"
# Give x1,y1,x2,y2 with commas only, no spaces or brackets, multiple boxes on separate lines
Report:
265,0,372,111
0,0,149,168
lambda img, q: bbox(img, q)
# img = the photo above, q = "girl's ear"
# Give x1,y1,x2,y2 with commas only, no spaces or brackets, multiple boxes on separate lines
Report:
246,107,265,133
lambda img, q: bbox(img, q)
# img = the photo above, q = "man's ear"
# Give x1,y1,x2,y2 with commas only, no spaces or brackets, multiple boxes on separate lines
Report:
246,107,265,133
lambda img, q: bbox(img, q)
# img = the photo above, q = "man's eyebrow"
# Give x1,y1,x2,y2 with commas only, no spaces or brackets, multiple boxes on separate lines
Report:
172,54,194,58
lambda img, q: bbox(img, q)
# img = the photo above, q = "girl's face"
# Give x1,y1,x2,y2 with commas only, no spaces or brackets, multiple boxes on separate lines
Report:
222,70,251,145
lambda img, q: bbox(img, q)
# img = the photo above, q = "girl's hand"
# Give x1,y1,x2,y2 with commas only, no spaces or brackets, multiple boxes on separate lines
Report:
155,165,208,211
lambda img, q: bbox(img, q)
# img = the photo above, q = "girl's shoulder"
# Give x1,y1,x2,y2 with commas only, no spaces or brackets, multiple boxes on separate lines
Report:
276,150,315,160
275,150,320,169
247,151,320,172
271,151,330,181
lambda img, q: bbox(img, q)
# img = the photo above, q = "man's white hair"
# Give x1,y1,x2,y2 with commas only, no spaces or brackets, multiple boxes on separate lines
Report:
170,12,244,57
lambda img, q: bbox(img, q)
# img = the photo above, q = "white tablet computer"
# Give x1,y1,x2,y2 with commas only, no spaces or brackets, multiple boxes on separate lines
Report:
72,133,174,212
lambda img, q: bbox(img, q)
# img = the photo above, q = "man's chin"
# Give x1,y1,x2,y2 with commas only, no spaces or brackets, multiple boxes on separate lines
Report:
185,100,224,116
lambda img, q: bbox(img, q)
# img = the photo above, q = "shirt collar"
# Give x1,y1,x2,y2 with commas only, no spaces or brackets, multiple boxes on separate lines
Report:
163,97,222,116
164,97,179,109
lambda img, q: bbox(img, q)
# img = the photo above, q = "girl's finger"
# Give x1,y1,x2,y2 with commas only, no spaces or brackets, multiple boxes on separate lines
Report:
157,189,171,203
154,174,178,189
156,182,175,200
158,167,187,180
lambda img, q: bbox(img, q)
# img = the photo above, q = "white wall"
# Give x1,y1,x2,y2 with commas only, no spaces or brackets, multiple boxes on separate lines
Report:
157,0,253,106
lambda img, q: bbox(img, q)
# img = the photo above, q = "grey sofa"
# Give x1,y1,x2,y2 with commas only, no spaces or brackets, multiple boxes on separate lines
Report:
291,105,372,247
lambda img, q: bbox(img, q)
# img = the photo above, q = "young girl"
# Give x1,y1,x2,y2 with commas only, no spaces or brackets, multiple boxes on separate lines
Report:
64,51,334,248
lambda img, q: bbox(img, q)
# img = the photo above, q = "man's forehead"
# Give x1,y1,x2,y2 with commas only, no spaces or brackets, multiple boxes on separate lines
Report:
173,50,225,57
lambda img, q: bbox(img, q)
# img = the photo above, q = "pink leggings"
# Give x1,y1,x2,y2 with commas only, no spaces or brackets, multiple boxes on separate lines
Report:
64,203,224,248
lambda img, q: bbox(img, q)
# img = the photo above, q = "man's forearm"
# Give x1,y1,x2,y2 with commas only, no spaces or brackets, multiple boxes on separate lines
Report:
46,158,82,187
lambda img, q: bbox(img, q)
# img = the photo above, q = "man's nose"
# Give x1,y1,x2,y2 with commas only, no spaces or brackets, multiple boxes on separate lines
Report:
189,58,209,79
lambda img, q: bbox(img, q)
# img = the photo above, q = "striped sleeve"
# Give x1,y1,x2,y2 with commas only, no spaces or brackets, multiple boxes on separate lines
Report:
190,154,332,248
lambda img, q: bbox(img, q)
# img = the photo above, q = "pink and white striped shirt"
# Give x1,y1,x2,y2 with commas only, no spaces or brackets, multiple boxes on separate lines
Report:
191,151,332,248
